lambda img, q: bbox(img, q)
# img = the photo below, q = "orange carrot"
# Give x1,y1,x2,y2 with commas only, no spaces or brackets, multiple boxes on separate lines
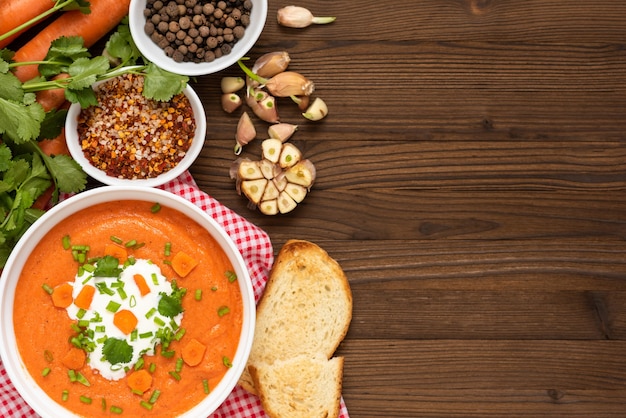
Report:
171,251,199,278
113,309,137,335
133,274,151,296
31,184,55,211
127,369,153,394
35,74,71,112
104,243,127,263
181,338,206,367
12,0,131,82
38,129,69,157
74,284,95,309
51,282,73,308
61,346,86,370
0,0,56,49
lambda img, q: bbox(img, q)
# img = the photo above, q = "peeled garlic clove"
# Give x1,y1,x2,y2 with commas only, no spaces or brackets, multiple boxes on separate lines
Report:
221,93,242,113
262,180,280,201
268,123,298,142
285,183,307,203
277,191,298,214
235,112,256,155
253,96,280,123
302,97,328,121
261,138,283,163
221,76,245,93
238,160,264,180
285,159,316,188
259,199,279,215
259,158,281,179
277,6,336,28
252,51,291,78
265,71,314,97
241,179,268,204
279,142,302,168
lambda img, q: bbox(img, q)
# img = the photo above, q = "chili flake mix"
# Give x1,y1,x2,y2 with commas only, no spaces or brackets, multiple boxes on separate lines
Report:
77,73,196,180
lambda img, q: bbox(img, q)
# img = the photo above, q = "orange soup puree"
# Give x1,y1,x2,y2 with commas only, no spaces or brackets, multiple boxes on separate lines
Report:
13,200,243,417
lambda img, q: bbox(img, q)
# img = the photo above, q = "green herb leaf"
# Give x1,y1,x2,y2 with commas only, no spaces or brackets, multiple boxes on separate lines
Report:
0,97,45,143
142,63,188,102
102,338,133,365
158,293,184,318
40,153,87,193
39,108,68,140
93,255,123,277
104,19,142,66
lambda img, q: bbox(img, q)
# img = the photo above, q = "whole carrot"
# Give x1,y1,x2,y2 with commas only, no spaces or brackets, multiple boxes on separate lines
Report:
0,0,56,49
12,0,131,82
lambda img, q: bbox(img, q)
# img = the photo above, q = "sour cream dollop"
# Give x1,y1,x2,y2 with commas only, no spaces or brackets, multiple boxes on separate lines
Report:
65,259,183,380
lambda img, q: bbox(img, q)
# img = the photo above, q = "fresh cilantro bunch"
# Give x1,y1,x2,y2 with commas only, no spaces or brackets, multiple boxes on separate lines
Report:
0,18,189,268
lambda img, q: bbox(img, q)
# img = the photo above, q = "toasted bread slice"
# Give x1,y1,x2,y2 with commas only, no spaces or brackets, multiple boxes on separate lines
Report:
239,239,352,395
250,355,344,418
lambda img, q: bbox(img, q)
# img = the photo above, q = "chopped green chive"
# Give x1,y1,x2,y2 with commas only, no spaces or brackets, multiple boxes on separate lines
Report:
110,236,123,244
79,395,92,404
225,270,237,283
203,379,210,394
76,309,86,319
175,358,183,373
145,307,157,319
62,235,71,250
149,389,161,404
131,329,138,342
161,350,175,358
42,367,51,377
68,370,77,382
140,400,154,410
110,405,123,414
96,282,115,296
211,286,218,291
151,273,159,285
151,202,161,213
168,371,181,381
174,328,186,341
163,259,172,265
149,363,156,373
139,331,153,339
125,239,137,248
222,356,232,368
101,398,107,411
217,305,230,317
130,295,137,308
75,372,90,386
194,289,202,301
95,325,106,333
62,390,69,402
153,317,165,327
42,283,54,295
134,358,145,371
117,287,128,300
106,301,121,313
44,350,54,362
164,242,171,256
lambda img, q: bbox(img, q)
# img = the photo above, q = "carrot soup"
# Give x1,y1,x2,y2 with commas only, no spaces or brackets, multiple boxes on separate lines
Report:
13,200,243,417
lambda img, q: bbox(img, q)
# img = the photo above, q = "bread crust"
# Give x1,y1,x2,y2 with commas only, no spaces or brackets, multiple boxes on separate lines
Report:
238,240,352,415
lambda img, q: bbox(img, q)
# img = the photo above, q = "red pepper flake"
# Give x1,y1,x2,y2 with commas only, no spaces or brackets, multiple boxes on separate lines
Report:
76,73,196,180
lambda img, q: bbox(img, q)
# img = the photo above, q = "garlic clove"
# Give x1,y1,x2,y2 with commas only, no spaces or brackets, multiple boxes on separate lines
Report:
277,191,298,214
241,179,268,205
261,138,283,163
268,123,298,142
252,51,291,78
235,112,256,155
302,97,328,121
284,183,308,203
252,95,280,123
277,6,336,28
262,180,280,201
259,158,280,179
259,199,279,215
273,175,288,192
285,159,316,188
238,159,264,180
291,95,310,111
221,76,245,93
221,93,242,113
265,71,315,97
279,142,302,168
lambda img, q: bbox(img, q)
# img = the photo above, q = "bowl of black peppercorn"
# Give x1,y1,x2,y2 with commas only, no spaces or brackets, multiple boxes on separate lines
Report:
129,0,268,76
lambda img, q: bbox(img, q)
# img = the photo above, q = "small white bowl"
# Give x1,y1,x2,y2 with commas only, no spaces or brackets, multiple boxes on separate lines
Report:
0,186,256,418
129,0,268,76
65,76,206,187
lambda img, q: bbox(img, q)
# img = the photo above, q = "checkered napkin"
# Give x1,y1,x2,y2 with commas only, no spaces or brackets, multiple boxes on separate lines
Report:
0,171,350,417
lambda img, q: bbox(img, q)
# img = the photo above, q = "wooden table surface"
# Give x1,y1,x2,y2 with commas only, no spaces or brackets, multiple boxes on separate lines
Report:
184,1,626,416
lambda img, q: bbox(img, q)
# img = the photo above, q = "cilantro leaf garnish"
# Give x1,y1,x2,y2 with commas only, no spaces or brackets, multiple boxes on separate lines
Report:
143,63,188,101
102,338,133,365
0,97,45,143
158,293,184,318
93,255,123,278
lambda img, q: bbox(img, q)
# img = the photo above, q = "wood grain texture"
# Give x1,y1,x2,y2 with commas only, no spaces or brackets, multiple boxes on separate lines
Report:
73,0,625,416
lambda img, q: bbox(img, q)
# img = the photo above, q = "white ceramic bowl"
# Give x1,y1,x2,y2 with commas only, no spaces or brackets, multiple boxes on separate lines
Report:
0,186,256,418
129,0,268,76
65,77,206,187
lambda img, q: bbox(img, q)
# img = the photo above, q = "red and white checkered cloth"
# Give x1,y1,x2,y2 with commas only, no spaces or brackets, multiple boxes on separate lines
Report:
0,171,350,418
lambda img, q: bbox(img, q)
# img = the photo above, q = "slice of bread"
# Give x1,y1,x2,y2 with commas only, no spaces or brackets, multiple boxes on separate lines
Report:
238,239,352,407
250,355,344,418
